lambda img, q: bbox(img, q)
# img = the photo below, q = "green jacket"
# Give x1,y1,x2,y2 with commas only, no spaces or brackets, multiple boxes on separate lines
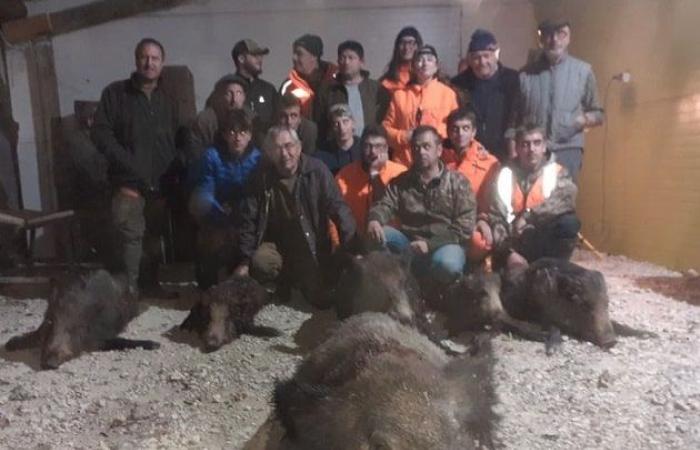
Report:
92,73,180,192
368,163,476,251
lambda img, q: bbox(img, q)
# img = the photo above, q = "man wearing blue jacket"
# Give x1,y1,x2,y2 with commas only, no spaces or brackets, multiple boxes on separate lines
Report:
189,109,261,288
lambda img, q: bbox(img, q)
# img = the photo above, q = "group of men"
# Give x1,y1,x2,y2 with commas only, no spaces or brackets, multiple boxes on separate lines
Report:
86,17,603,305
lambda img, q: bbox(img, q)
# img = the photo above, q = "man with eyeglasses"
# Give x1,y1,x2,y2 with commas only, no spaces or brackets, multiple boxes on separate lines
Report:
479,123,580,271
367,125,475,288
234,126,356,308
188,109,261,289
508,19,604,184
333,125,407,241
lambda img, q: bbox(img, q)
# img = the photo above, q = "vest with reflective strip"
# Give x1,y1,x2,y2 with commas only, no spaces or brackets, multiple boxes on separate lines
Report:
496,162,561,223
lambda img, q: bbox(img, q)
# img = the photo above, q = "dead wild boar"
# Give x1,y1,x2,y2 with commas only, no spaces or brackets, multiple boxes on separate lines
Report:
334,250,425,326
444,270,548,342
273,313,495,450
5,270,159,369
514,257,618,348
180,275,281,352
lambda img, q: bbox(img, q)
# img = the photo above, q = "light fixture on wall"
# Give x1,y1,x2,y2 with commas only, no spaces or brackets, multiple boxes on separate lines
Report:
612,71,632,83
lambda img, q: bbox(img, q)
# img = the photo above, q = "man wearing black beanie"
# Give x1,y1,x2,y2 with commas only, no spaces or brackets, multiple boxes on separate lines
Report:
452,29,518,163
280,33,337,120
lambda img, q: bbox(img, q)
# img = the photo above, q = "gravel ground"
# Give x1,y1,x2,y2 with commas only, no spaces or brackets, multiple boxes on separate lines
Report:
0,250,698,449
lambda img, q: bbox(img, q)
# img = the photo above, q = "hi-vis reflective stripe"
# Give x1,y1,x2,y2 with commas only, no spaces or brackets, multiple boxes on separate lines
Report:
291,88,310,99
280,79,293,95
496,167,515,223
542,162,558,199
496,162,558,224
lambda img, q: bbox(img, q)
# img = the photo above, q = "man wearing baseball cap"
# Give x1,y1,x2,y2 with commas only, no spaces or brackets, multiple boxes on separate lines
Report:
231,38,279,134
508,19,604,184
280,33,337,119
452,29,519,163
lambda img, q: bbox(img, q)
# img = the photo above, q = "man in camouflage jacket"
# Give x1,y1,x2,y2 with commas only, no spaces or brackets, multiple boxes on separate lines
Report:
367,125,476,284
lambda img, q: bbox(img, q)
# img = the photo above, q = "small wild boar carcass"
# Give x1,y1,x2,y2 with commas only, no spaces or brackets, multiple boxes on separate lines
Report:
334,250,426,326
273,313,495,450
5,270,159,369
512,257,617,348
444,270,547,342
180,275,281,352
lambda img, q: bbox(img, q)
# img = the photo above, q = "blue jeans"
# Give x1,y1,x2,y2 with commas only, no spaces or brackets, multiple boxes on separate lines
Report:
383,226,466,283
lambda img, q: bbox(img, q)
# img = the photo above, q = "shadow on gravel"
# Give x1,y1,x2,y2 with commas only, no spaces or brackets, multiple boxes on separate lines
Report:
162,325,204,350
0,346,42,370
634,276,700,307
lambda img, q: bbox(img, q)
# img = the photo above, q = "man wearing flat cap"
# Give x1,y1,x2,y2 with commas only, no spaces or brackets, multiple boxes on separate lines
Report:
231,38,279,134
508,19,604,184
452,29,519,163
280,34,337,119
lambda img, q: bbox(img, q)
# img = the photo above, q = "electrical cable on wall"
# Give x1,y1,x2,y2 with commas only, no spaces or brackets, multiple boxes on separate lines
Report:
599,71,631,242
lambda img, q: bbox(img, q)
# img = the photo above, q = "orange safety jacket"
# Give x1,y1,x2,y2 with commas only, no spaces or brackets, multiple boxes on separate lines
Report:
382,78,459,167
380,63,412,94
330,160,408,246
280,63,337,119
495,161,565,224
441,139,499,213
442,140,500,261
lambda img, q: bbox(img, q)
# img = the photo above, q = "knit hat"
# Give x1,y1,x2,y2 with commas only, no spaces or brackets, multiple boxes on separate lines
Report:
293,34,323,58
468,29,498,52
415,44,438,59
397,26,422,44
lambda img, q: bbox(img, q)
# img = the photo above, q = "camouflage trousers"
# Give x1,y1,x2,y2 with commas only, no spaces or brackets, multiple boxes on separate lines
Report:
111,191,169,291
249,242,328,309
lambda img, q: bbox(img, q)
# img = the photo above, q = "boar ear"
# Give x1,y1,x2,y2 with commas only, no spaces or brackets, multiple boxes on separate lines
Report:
274,379,329,438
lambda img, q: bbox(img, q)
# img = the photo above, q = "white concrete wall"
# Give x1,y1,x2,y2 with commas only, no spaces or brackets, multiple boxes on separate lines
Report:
21,0,537,115
6,0,536,256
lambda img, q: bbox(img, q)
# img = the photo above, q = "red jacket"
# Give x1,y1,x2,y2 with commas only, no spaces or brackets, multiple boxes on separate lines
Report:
280,62,337,119
382,78,459,167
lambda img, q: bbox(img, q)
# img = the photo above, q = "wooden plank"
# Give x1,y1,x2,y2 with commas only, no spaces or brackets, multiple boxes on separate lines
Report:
0,276,50,285
0,211,25,227
0,1,27,23
2,0,191,44
1,14,51,44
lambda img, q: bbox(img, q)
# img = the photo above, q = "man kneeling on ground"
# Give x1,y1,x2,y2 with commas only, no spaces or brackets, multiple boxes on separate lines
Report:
234,126,356,308
189,109,262,289
367,125,475,286
477,123,580,269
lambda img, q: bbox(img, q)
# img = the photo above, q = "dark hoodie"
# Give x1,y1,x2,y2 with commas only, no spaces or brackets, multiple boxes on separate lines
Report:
314,71,390,144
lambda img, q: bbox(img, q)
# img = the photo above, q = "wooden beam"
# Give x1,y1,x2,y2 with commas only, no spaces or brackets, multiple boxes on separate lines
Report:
0,1,27,23
2,0,191,44
23,39,62,256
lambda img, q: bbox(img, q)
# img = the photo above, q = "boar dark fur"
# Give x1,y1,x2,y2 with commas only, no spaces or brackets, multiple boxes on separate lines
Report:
274,313,495,450
180,275,280,351
5,270,159,369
